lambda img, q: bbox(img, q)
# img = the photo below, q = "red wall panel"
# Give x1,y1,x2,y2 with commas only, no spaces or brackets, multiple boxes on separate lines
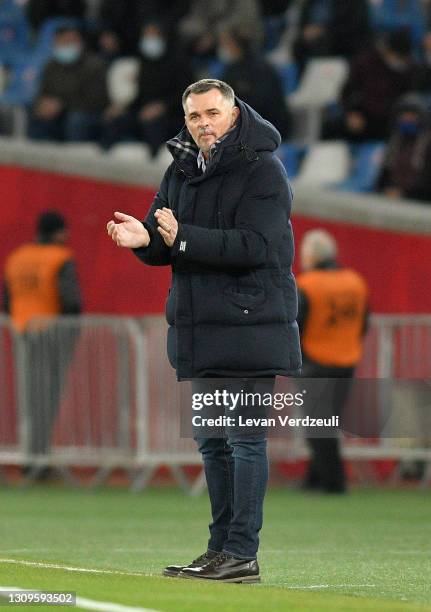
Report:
1,165,430,315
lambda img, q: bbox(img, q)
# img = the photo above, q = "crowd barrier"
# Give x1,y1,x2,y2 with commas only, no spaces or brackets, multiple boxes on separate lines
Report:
0,313,430,492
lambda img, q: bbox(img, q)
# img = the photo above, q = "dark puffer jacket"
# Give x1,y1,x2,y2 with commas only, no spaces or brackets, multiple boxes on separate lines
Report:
133,98,301,379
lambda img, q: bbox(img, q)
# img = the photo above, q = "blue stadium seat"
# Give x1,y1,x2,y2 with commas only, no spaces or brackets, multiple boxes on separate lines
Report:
276,63,299,95
264,15,287,52
369,0,425,47
0,55,45,105
0,0,30,64
334,142,386,193
206,59,226,80
276,142,307,179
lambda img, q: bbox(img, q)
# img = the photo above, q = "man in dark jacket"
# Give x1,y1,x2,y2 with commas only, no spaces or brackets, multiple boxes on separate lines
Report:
107,79,301,582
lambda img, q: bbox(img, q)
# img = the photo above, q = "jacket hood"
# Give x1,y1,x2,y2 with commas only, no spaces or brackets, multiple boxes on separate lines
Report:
166,97,281,176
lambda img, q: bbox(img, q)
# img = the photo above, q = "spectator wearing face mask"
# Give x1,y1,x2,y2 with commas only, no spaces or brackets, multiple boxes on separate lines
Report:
218,25,291,138
102,21,194,155
377,94,431,202
322,29,421,142
28,27,109,142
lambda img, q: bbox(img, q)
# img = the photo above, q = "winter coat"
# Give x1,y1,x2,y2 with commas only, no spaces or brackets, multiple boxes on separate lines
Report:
133,98,301,379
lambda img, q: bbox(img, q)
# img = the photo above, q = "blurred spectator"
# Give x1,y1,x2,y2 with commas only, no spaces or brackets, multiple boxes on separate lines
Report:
377,94,431,202
297,229,369,494
219,25,291,138
27,0,87,32
323,29,420,142
28,26,109,143
293,0,372,73
179,0,263,60
96,28,124,64
99,0,190,54
3,211,82,479
102,21,193,155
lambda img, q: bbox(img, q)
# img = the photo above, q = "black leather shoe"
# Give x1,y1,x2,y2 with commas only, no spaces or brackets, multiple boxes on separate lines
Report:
179,552,260,583
163,550,218,577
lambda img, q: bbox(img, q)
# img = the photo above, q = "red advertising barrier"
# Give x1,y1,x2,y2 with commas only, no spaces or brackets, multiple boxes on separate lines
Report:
1,164,430,314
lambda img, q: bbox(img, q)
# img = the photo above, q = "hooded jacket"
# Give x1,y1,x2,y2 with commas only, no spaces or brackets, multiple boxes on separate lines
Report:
133,98,301,379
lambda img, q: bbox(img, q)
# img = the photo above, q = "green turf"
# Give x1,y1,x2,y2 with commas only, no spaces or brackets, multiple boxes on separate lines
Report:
0,486,430,611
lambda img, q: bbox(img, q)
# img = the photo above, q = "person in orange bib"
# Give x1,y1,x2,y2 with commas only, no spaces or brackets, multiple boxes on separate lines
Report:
297,229,369,493
3,211,82,478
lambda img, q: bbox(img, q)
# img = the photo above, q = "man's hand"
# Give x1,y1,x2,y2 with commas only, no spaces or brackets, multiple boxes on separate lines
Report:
36,97,63,119
384,187,403,199
107,211,150,248
155,207,178,247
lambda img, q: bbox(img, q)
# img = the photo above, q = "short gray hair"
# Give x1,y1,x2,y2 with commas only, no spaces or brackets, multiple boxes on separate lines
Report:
182,79,235,110
301,229,338,264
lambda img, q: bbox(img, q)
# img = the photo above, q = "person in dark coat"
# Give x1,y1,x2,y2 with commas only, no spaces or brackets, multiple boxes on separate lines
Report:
28,27,109,143
102,20,194,155
218,25,291,138
323,29,420,142
377,94,431,202
107,79,301,583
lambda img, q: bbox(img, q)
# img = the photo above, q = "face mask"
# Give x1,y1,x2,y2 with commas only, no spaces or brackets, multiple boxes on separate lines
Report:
396,119,421,136
217,46,235,64
53,44,82,64
140,36,166,59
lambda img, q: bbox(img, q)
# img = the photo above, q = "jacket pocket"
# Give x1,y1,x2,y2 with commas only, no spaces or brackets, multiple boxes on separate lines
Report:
223,287,266,312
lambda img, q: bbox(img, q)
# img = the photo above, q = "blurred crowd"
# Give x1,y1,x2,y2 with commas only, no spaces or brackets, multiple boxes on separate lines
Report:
2,0,431,201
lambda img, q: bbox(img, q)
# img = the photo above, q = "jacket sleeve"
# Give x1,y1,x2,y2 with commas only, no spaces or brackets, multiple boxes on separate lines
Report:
58,260,82,315
132,165,173,266
171,158,292,268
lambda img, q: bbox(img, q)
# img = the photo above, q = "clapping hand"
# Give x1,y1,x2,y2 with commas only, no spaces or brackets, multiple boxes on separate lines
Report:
155,207,178,247
107,212,150,248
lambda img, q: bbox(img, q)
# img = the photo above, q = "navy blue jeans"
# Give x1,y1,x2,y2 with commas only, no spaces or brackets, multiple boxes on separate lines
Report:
193,378,274,560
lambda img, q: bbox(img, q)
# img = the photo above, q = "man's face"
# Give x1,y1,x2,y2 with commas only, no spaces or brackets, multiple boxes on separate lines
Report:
184,89,239,153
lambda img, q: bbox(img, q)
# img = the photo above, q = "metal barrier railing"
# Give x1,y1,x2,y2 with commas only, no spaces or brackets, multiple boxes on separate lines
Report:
0,313,430,490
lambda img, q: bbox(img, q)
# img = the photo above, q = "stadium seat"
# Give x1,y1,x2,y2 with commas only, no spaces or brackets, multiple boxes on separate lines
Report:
109,142,152,164
0,54,44,105
107,58,139,106
294,141,351,187
276,63,299,96
152,144,172,169
369,0,425,48
276,142,306,179
288,57,349,143
335,142,386,193
289,57,349,108
206,59,226,80
0,0,30,64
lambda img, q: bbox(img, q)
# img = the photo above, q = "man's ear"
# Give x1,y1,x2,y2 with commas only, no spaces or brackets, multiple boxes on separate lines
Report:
231,106,240,125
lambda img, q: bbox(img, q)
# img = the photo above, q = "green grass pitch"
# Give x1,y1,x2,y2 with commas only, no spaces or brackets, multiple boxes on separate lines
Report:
0,486,430,611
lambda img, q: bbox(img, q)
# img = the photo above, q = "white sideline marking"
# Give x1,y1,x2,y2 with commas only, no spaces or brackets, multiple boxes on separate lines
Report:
0,558,149,577
0,587,162,612
284,584,376,589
